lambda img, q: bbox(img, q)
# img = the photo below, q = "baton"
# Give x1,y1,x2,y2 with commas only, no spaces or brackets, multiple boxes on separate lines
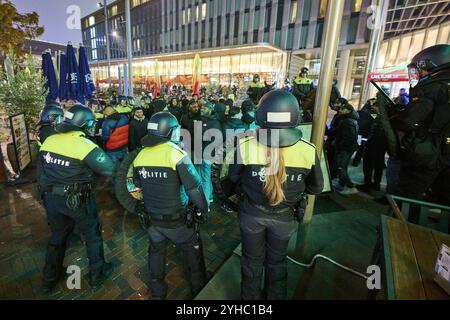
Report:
370,80,396,107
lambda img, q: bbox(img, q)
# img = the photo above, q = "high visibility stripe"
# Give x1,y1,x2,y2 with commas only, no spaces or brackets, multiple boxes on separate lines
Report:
239,136,316,169
250,82,264,88
115,105,132,114
294,77,313,85
40,132,98,161
133,142,186,170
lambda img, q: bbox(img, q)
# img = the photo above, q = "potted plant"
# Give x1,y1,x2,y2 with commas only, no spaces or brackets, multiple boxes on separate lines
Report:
0,52,47,172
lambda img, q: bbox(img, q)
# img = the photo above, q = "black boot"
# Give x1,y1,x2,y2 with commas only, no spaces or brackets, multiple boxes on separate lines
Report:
42,244,66,294
357,183,372,193
89,262,114,288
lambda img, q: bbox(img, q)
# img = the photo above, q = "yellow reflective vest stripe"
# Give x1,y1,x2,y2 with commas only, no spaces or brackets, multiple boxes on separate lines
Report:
294,77,313,85
238,136,316,169
133,142,187,171
40,132,98,161
250,82,264,88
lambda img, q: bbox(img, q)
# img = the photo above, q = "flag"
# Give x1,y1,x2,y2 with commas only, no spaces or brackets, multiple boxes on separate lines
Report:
192,54,201,96
153,60,161,97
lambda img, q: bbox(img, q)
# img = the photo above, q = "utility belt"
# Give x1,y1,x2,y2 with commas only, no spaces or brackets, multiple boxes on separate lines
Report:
42,183,92,210
135,202,186,230
243,194,308,222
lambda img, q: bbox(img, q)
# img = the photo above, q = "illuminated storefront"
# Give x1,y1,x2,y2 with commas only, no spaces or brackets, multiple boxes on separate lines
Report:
90,44,288,91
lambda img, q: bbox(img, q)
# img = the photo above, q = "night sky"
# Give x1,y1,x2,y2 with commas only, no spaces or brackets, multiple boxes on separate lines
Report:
12,0,115,45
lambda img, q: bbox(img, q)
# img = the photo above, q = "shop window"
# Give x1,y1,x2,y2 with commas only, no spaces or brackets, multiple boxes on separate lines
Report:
320,0,328,18
89,16,95,26
354,0,362,12
290,0,298,24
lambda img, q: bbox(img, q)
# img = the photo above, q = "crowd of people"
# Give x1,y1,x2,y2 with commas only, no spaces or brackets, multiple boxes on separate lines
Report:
33,44,450,300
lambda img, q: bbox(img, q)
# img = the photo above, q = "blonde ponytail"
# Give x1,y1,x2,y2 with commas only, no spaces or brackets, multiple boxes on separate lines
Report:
263,147,287,206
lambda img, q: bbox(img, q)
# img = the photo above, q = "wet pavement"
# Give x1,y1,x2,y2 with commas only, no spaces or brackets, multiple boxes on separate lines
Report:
0,161,391,300
0,176,241,300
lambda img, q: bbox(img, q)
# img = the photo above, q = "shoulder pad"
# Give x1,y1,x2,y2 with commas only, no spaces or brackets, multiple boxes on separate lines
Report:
300,139,316,149
169,142,187,156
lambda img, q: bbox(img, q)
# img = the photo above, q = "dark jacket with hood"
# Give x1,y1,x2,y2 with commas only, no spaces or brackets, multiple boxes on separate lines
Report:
335,110,360,153
128,116,149,151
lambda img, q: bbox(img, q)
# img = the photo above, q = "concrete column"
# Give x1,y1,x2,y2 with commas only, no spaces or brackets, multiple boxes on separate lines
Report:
337,49,351,95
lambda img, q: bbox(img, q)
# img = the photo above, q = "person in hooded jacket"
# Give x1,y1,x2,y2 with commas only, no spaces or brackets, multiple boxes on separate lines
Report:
333,98,359,195
165,97,183,122
102,107,130,164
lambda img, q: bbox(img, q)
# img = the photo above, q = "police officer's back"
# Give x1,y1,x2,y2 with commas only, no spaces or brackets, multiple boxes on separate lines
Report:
132,112,208,299
38,105,116,293
228,90,324,300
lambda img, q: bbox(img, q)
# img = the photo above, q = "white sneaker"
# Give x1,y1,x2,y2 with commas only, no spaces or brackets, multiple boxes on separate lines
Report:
339,187,359,195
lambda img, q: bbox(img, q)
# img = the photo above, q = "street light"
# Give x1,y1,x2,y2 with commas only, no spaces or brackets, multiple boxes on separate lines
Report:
97,0,112,89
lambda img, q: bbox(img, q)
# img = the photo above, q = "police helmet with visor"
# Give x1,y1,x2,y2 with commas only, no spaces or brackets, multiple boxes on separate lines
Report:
38,102,64,126
408,44,450,87
60,104,97,136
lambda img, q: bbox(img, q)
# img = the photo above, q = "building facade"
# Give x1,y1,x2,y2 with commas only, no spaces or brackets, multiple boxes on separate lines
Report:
81,0,450,98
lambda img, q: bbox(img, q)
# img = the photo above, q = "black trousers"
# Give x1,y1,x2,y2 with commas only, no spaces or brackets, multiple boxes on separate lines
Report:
43,193,105,283
335,150,354,187
238,202,297,300
147,223,206,299
397,164,446,224
362,145,386,185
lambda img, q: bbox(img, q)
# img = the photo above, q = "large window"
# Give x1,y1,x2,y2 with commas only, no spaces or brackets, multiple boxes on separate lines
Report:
202,2,207,20
290,0,298,24
320,0,328,18
354,0,363,12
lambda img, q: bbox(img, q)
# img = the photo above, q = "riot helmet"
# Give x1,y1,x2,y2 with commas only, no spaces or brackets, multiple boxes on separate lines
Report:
59,104,97,136
408,44,450,87
38,102,64,126
300,67,309,76
142,112,181,147
253,74,260,83
256,90,302,129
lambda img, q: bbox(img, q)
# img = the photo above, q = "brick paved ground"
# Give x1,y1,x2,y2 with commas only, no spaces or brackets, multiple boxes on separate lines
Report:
0,177,241,300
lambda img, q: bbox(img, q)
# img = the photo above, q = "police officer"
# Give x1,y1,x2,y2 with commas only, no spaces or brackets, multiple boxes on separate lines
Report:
132,112,208,300
228,90,324,300
292,67,314,104
247,74,265,104
390,44,450,213
36,102,64,146
39,104,116,293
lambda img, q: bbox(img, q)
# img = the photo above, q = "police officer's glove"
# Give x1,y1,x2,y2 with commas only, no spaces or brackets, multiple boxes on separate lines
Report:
193,208,208,225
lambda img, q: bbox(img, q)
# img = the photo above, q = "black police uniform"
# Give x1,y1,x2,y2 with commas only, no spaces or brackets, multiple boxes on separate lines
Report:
228,131,324,300
133,137,208,299
37,124,58,147
39,129,115,289
392,70,450,203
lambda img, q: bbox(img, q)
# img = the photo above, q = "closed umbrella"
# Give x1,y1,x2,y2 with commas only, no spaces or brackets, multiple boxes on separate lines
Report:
41,51,59,103
78,46,96,100
58,52,68,101
66,42,81,102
